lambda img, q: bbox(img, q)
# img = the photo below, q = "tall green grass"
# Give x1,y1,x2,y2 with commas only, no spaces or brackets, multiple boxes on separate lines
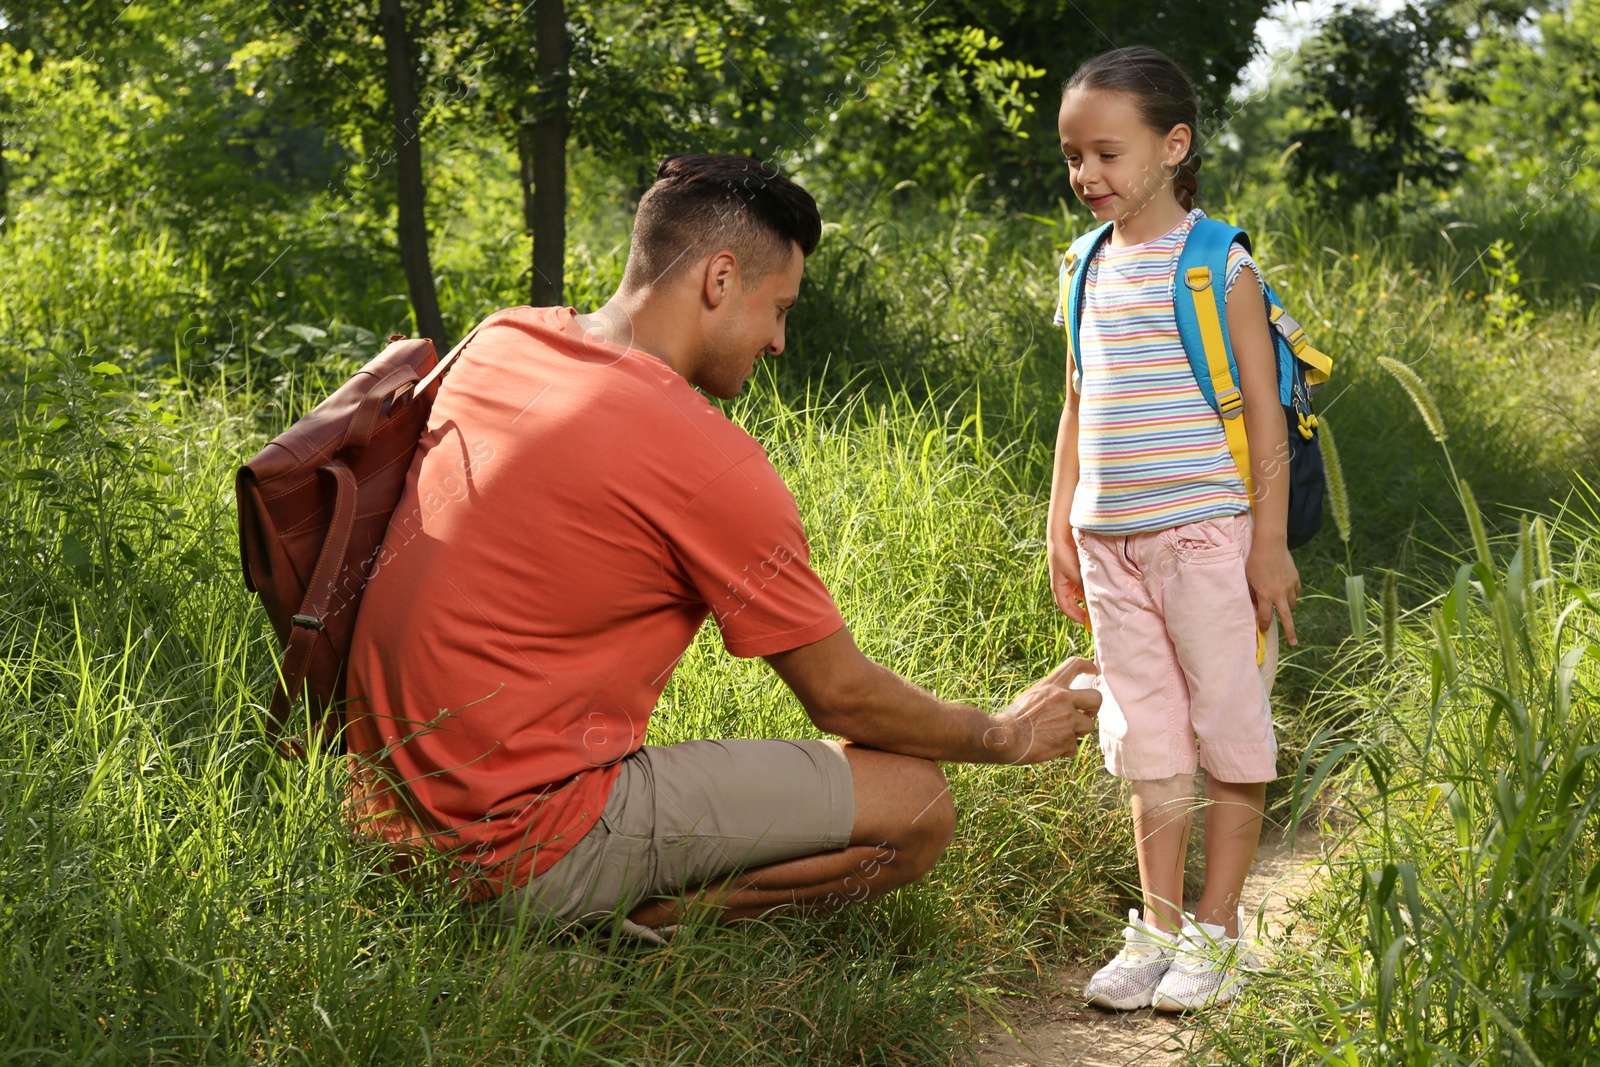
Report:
0,341,1134,1062
1201,393,1600,1065
2,178,1597,1063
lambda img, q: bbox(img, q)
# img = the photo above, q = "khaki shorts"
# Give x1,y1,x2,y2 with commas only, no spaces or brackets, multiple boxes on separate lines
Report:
499,738,854,925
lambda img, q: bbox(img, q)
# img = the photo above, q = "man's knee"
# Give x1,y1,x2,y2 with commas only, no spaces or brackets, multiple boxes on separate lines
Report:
845,747,956,873
896,758,955,876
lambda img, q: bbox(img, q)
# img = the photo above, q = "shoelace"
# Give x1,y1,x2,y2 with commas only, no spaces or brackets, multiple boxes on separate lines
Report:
1113,928,1172,964
1171,930,1247,969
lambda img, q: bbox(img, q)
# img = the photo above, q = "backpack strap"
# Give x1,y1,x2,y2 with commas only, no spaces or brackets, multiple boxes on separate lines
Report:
415,317,490,396
1268,302,1334,388
272,459,360,751
1060,222,1114,389
270,319,491,749
1174,218,1254,500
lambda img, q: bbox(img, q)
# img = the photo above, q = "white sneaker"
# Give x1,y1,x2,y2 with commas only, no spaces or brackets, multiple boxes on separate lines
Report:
1084,909,1178,1010
1150,909,1260,1011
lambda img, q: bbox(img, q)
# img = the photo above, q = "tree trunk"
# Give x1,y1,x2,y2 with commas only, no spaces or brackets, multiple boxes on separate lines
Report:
530,0,568,307
378,0,448,347
517,113,536,271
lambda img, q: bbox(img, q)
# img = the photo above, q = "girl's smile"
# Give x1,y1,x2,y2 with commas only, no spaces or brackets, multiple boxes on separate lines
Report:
1058,88,1192,243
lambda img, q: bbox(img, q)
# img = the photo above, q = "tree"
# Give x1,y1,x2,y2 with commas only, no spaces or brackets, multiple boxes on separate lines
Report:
251,0,486,344
1438,0,1600,210
1283,0,1532,206
476,0,570,306
377,0,447,345
452,0,1275,307
528,0,569,306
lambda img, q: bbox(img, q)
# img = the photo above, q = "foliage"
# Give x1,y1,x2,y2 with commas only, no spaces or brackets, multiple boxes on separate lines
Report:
0,9,345,233
0,0,1275,239
670,0,1274,204
1230,0,1596,218
1207,482,1600,1064
2,2,1600,1062
0,325,1134,1065
593,0,1064,201
1438,0,1600,212
1284,2,1473,204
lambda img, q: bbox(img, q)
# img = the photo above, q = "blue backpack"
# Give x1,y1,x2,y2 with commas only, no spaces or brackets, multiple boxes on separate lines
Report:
1059,217,1334,549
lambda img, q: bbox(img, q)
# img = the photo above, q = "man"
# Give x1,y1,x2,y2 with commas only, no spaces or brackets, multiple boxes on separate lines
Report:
345,154,1100,936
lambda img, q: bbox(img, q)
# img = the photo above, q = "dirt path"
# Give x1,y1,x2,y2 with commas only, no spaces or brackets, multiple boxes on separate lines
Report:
970,829,1324,1066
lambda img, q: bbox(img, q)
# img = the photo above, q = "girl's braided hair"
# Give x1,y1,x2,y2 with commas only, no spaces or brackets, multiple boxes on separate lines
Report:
1063,47,1203,211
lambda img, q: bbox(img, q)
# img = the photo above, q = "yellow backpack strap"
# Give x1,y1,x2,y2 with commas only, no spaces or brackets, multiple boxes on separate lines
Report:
1182,265,1253,501
1269,305,1333,386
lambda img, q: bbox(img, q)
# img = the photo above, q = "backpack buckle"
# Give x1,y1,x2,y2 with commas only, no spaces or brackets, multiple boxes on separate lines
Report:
1185,266,1212,291
291,613,326,631
1271,307,1308,353
1215,386,1244,418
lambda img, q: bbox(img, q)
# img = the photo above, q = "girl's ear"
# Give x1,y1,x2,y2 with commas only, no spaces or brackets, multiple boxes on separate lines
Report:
1164,123,1193,169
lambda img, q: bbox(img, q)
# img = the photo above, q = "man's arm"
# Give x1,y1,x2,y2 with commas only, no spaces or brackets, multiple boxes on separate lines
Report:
765,626,1099,765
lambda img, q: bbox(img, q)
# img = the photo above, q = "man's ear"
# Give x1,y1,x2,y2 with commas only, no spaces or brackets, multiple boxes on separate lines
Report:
702,251,739,309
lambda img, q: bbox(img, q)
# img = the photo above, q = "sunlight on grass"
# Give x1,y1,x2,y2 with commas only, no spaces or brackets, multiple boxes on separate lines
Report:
1,190,1596,1062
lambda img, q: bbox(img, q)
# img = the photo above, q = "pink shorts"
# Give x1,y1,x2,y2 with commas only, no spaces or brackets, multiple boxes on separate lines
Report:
1074,513,1278,783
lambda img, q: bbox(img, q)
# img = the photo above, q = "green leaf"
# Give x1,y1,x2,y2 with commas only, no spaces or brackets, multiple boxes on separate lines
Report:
1346,574,1369,640
88,361,123,376
1289,728,1359,846
284,324,327,343
1453,562,1476,640
61,531,92,572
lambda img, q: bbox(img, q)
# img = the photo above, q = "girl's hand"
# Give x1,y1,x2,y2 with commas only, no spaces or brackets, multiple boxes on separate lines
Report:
1246,539,1300,645
1048,531,1090,625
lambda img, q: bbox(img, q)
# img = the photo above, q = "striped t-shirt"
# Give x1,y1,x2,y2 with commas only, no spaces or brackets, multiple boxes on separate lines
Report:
1052,209,1264,535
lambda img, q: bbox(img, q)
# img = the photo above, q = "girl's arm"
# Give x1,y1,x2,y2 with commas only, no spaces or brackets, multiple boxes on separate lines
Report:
1228,270,1301,645
1047,376,1088,624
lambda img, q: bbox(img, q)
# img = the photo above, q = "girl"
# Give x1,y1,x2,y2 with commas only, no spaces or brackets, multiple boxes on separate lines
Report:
1047,46,1301,1012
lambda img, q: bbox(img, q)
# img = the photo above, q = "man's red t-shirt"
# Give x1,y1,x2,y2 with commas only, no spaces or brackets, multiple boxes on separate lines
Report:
344,306,845,895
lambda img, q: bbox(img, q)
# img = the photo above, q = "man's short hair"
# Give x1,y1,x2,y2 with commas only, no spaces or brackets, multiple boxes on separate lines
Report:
624,154,822,289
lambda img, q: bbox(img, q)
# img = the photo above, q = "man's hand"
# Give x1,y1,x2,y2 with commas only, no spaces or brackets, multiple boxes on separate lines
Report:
768,630,1101,765
983,657,1101,765
1245,538,1300,646
1049,532,1090,625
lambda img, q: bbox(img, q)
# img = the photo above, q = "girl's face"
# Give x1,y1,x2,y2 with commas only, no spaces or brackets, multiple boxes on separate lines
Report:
1058,88,1191,225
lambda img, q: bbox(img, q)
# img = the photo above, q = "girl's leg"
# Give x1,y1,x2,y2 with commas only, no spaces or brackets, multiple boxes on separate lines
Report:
1192,776,1266,937
1155,514,1278,941
1131,773,1196,933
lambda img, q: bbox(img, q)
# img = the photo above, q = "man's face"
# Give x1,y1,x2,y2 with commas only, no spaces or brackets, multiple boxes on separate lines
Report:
695,243,804,399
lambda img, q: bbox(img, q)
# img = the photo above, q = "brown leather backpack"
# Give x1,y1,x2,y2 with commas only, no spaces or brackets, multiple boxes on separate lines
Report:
236,323,484,756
